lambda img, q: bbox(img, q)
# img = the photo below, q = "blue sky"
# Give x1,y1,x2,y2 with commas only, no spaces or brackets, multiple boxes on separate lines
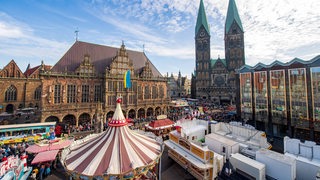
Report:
0,0,319,78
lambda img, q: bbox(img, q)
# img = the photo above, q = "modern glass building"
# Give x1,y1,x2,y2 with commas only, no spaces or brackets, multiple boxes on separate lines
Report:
236,55,320,143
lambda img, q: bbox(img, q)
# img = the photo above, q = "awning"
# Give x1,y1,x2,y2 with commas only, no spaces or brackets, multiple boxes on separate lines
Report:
26,139,72,153
31,150,59,164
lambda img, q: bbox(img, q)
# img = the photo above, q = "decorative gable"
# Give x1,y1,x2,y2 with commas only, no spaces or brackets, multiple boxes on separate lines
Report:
214,60,227,70
75,54,96,76
108,43,134,76
139,61,153,78
0,60,24,78
212,58,228,74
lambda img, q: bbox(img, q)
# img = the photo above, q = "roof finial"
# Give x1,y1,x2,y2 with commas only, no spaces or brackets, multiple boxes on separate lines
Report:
218,54,220,59
143,44,145,53
122,40,124,45
75,28,79,41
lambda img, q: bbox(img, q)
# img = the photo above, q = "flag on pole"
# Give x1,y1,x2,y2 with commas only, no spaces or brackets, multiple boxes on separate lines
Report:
124,70,131,88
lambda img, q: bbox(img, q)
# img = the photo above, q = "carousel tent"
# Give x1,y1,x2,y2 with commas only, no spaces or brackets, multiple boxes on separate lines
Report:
63,97,163,178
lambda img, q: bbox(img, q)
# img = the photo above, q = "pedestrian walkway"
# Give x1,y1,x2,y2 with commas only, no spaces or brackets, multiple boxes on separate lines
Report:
162,163,196,180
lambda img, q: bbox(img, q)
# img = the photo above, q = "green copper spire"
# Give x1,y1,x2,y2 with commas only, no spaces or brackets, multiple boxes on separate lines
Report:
225,0,243,33
195,0,210,35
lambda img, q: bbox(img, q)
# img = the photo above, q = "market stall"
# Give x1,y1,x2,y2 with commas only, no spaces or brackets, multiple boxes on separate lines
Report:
145,115,175,139
31,150,59,165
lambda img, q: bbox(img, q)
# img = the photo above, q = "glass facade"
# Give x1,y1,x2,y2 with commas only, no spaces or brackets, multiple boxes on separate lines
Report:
240,72,252,122
237,57,320,143
311,67,320,131
254,71,268,123
270,70,286,125
289,68,308,127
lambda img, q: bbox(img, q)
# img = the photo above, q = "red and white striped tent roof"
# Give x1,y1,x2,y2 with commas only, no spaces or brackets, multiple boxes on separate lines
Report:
63,97,163,177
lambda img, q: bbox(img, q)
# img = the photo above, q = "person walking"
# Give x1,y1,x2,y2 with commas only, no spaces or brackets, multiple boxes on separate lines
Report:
39,164,45,180
44,162,51,177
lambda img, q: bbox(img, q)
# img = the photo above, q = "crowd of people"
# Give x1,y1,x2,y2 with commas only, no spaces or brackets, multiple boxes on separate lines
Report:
0,142,28,161
0,142,55,180
30,162,52,180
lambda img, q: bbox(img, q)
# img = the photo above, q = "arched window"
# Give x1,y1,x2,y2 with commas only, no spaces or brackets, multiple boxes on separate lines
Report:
34,86,41,100
3,70,8,77
5,85,17,101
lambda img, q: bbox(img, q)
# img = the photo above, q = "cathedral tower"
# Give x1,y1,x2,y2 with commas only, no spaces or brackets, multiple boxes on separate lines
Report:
225,0,245,71
195,0,211,99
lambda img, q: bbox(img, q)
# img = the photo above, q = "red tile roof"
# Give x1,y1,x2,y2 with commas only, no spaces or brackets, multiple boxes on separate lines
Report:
51,41,162,77
24,65,52,77
24,65,40,76
148,119,175,128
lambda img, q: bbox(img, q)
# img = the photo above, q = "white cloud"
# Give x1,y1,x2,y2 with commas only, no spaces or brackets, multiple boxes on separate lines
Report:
84,0,320,74
232,0,320,65
146,43,194,59
1,0,320,75
0,12,69,68
38,4,87,23
0,13,30,38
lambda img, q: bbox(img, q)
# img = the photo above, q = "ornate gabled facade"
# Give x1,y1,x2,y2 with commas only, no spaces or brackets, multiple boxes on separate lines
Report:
167,71,191,98
0,41,170,126
192,0,245,105
0,60,25,78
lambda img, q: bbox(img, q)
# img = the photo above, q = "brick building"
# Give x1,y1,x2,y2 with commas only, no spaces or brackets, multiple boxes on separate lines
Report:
0,41,170,126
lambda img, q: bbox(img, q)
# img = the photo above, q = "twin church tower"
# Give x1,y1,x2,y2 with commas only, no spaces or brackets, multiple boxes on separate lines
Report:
192,0,245,104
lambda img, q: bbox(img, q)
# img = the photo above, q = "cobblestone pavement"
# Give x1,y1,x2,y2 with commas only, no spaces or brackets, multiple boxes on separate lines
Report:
160,146,196,180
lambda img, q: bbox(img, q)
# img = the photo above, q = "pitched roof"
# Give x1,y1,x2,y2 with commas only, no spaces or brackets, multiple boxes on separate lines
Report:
24,65,52,77
24,65,40,77
64,97,162,177
225,0,243,33
0,59,24,77
211,58,226,67
51,41,162,77
195,0,210,35
148,119,175,128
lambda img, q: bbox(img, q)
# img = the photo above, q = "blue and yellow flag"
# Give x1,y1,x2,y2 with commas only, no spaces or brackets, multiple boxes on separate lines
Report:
124,70,131,88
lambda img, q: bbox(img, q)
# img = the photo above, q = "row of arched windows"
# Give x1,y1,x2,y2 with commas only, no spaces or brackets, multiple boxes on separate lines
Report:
4,85,41,102
1,70,22,78
197,72,210,79
197,62,210,71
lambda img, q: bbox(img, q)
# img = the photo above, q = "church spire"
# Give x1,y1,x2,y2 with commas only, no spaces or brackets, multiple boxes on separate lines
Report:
195,0,210,35
225,0,243,34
